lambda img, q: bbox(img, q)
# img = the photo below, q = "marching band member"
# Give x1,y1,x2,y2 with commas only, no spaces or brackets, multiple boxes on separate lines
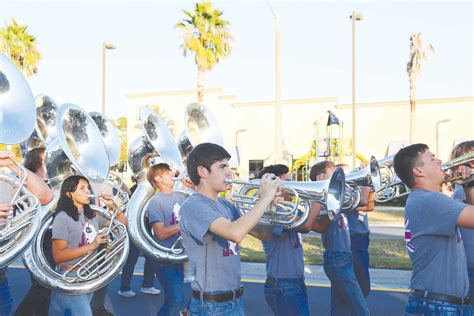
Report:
14,148,54,316
394,144,474,315
179,143,281,316
49,175,127,316
146,163,188,316
0,150,54,316
309,161,370,316
257,164,319,316
337,163,373,298
451,141,474,304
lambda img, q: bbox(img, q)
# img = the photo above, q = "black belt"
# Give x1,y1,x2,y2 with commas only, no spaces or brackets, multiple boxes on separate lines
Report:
192,287,244,303
411,289,470,305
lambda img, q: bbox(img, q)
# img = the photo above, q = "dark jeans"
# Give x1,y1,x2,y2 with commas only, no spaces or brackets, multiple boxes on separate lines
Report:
351,234,371,297
405,293,473,315
264,276,309,316
188,296,244,316
468,269,474,304
323,251,370,316
155,263,185,316
13,272,51,316
91,285,107,309
120,238,156,291
0,268,12,316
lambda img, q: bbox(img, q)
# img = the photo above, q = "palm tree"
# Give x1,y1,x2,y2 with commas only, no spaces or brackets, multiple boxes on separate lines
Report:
176,1,232,103
406,33,434,144
0,19,41,77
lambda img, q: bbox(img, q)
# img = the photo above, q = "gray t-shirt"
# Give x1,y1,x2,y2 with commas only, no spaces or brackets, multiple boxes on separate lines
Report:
262,228,304,279
52,210,106,266
346,210,370,236
179,193,241,292
321,212,351,252
452,186,474,270
405,189,468,297
147,192,186,249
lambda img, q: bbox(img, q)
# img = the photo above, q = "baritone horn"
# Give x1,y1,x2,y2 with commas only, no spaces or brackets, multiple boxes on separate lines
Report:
227,167,346,228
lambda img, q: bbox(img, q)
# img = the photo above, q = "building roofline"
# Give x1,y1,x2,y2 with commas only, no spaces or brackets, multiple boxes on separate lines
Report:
127,88,224,99
232,97,340,108
336,96,474,109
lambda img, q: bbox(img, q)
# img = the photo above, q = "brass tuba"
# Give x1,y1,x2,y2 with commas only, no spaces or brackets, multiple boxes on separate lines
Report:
227,167,346,227
22,103,129,294
0,54,42,268
127,106,187,263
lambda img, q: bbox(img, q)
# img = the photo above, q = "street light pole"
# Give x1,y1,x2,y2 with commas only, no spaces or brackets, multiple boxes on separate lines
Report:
101,42,117,115
267,1,282,164
351,12,363,168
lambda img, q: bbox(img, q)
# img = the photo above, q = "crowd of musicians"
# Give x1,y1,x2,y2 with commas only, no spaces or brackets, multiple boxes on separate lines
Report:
0,137,473,316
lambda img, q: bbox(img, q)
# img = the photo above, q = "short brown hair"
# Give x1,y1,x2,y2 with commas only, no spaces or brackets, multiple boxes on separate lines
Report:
450,140,474,160
393,143,429,188
309,161,335,181
147,163,171,188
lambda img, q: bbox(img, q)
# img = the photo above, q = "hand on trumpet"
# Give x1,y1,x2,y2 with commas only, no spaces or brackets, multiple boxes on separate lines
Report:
450,165,474,184
93,193,118,210
0,204,13,223
258,173,284,204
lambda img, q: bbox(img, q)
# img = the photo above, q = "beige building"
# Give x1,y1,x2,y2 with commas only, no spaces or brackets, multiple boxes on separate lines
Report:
127,89,473,179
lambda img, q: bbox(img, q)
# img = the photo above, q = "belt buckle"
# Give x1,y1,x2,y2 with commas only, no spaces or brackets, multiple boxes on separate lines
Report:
232,288,236,301
199,291,204,302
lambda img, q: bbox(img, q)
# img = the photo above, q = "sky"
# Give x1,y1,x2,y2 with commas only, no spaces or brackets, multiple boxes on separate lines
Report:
0,0,472,119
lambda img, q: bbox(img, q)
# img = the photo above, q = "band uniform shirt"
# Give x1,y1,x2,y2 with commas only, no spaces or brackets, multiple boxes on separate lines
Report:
262,228,304,279
321,212,351,252
179,192,241,292
346,209,370,236
452,185,474,271
51,211,107,266
147,192,186,250
404,189,468,297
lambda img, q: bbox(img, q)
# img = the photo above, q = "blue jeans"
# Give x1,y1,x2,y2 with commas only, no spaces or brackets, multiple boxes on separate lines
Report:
0,268,12,316
323,251,370,316
351,234,371,297
49,270,93,316
155,263,185,316
405,293,473,315
120,238,156,291
264,276,309,316
188,295,244,316
468,269,474,304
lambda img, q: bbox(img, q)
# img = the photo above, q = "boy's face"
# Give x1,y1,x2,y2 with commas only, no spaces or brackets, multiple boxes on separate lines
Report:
319,166,336,181
200,158,233,192
155,169,174,188
415,150,444,184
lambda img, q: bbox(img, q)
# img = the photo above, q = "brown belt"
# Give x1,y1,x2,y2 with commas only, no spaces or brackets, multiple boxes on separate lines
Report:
192,287,244,303
411,289,470,305
58,264,80,271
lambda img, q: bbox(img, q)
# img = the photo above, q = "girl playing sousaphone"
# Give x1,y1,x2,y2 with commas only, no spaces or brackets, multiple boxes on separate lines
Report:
49,175,127,316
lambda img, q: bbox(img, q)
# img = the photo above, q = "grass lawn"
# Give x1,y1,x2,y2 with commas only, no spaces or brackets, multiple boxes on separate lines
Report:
368,209,404,223
240,234,411,270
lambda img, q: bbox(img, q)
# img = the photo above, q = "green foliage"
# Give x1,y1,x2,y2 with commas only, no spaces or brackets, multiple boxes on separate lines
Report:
176,1,232,72
0,19,41,77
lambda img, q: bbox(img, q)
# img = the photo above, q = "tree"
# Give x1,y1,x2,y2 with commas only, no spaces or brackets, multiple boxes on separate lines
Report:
176,1,232,103
0,19,41,77
406,33,434,144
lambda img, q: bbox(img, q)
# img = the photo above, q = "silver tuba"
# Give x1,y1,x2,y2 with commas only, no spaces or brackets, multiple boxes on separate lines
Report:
0,54,42,268
374,155,411,203
178,102,224,159
22,103,129,294
127,106,187,263
227,167,346,227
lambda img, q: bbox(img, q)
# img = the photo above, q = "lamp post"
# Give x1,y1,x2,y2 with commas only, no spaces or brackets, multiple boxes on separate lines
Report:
101,42,117,115
350,12,363,168
267,0,282,164
436,119,451,158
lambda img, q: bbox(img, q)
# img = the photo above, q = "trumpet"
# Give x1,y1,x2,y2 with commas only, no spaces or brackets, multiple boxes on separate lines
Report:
226,167,346,228
442,151,474,182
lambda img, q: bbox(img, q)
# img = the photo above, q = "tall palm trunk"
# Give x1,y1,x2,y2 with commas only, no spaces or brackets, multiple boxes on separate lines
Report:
409,77,416,144
197,70,205,103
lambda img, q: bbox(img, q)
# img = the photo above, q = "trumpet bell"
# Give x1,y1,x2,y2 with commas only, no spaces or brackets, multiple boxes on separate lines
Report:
0,54,36,144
